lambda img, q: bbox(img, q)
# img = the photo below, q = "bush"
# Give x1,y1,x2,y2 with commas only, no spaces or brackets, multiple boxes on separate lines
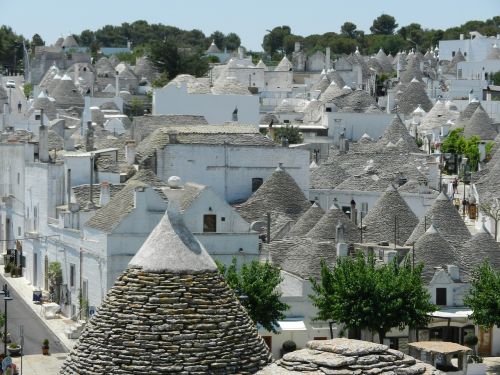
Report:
4,262,11,274
464,333,478,347
42,339,49,348
282,340,297,354
8,343,19,349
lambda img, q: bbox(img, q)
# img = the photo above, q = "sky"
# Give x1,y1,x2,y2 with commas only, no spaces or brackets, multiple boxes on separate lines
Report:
1,0,499,51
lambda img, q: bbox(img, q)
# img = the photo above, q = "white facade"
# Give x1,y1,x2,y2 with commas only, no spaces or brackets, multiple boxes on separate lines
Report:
155,144,310,203
324,112,394,143
153,84,260,125
439,33,500,62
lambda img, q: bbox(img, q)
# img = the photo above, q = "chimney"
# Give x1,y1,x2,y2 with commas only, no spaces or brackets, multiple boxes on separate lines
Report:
67,169,72,205
168,132,178,144
468,89,474,102
350,199,357,225
336,243,348,257
325,47,331,70
115,71,119,97
85,121,94,151
447,264,460,281
39,109,50,162
294,41,301,53
99,182,111,206
133,186,147,208
238,46,244,59
125,140,136,164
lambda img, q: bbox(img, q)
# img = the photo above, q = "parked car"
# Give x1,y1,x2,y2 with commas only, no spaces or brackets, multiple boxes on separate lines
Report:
5,79,15,88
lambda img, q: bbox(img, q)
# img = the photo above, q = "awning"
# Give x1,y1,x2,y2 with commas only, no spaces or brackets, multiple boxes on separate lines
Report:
430,309,472,319
277,320,307,331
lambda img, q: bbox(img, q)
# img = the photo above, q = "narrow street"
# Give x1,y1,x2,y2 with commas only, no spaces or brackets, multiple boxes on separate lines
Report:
0,274,67,356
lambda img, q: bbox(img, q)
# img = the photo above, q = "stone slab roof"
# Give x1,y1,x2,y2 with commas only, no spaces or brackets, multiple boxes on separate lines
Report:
463,105,497,140
72,183,124,207
257,338,444,375
362,185,419,245
61,209,272,374
306,205,360,243
285,203,324,238
132,114,208,141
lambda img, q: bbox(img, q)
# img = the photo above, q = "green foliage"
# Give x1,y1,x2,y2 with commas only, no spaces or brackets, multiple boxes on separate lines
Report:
464,333,479,347
31,34,45,48
370,14,398,35
274,125,303,144
207,55,220,63
23,82,33,99
310,253,435,343
114,52,136,64
340,22,358,38
0,312,5,329
441,129,481,171
42,338,49,348
262,26,292,55
492,71,500,85
151,72,169,88
464,261,500,328
48,261,62,286
129,97,145,117
282,340,297,353
216,257,289,333
0,25,25,73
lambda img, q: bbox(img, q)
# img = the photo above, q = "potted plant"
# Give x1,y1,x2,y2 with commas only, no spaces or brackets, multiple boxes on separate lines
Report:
42,339,49,355
7,342,21,356
4,262,11,275
280,340,297,357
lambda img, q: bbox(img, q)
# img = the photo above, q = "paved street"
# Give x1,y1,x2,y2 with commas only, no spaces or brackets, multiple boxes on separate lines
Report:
0,75,28,125
0,274,67,356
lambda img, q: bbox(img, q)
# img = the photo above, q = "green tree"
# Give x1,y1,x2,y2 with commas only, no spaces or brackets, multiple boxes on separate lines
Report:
262,26,292,55
310,253,435,343
79,29,95,47
370,14,398,35
31,33,45,48
216,257,289,333
152,72,169,88
491,71,500,85
225,32,241,51
274,124,303,144
464,262,500,328
340,22,358,38
209,30,225,50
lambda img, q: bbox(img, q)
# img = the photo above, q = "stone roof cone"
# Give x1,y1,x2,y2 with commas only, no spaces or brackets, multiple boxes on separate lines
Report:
406,192,471,247
286,202,325,238
51,74,84,109
60,208,272,374
362,185,419,245
378,115,420,152
413,224,460,282
463,105,497,140
306,204,360,243
236,166,311,223
460,223,500,280
396,78,433,115
451,100,481,131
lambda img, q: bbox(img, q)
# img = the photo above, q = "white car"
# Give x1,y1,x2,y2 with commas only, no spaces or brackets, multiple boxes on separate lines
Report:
5,80,15,88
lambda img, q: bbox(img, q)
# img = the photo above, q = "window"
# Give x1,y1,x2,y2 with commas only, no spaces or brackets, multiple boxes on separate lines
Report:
283,119,290,124
35,114,41,120
436,288,447,306
70,263,76,288
325,107,332,112
261,336,272,350
314,337,327,340
203,215,217,233
452,51,456,57
252,178,263,192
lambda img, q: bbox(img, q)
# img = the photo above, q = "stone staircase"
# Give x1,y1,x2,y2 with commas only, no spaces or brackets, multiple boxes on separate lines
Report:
65,320,87,339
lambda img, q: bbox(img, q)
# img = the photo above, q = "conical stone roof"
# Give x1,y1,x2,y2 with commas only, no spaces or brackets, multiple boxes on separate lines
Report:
399,57,423,84
206,40,221,54
362,185,418,245
29,91,58,120
256,59,268,70
212,76,251,95
47,74,61,94
38,65,59,90
236,167,311,223
306,204,361,243
62,35,79,48
463,105,497,140
320,81,347,102
311,75,330,93
414,225,460,282
452,100,481,130
134,56,158,82
51,74,84,109
461,224,500,280
95,57,116,78
487,44,500,60
378,115,420,152
326,70,345,87
286,203,325,238
446,50,466,74
376,48,393,73
60,209,272,374
420,100,455,130
275,56,293,72
406,192,471,248
396,78,433,115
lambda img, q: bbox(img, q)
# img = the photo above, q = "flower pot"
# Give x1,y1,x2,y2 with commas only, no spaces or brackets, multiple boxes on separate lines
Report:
7,345,21,356
42,346,49,355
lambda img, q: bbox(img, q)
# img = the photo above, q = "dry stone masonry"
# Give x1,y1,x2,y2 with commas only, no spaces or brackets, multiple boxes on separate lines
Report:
257,339,444,375
60,210,272,374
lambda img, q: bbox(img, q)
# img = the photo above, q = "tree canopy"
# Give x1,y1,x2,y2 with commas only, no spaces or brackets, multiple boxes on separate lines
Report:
370,14,399,35
440,129,481,171
216,257,289,333
310,253,435,343
464,261,500,328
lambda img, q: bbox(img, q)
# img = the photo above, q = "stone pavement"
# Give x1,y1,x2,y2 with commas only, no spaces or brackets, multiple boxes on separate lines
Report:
10,353,67,375
0,269,77,353
485,357,500,375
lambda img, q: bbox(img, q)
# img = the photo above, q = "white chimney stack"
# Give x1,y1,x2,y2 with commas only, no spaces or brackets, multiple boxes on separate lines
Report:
99,182,111,206
125,141,136,165
39,109,50,162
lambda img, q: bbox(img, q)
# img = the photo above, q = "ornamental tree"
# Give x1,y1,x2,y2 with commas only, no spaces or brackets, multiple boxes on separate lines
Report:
310,253,435,343
464,261,500,328
217,257,289,333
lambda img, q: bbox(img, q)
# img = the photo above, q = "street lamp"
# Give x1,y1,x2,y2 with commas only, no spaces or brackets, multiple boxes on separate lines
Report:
461,157,468,219
0,284,13,355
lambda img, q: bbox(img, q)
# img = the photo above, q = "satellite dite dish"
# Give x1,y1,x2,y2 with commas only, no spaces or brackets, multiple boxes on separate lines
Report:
250,221,267,232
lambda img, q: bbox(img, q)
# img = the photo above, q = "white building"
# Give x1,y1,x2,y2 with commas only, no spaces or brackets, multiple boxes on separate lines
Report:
439,32,500,62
